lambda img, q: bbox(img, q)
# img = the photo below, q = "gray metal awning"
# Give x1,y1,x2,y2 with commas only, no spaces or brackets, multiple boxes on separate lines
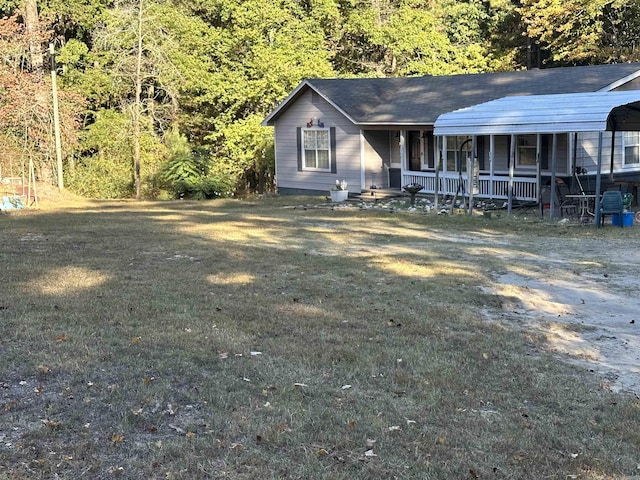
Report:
434,91,640,136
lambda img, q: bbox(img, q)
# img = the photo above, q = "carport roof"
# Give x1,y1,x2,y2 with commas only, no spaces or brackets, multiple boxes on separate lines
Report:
433,90,640,136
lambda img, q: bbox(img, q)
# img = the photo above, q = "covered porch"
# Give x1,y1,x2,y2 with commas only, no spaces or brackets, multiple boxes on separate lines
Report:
425,90,640,223
389,127,571,203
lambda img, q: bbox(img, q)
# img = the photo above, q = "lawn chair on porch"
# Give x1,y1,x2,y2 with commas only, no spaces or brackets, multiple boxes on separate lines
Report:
599,191,624,227
557,183,579,218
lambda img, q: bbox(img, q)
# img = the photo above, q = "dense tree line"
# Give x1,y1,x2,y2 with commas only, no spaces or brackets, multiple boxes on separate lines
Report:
1,0,639,199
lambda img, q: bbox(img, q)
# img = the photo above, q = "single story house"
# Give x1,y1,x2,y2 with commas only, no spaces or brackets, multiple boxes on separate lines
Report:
262,63,640,209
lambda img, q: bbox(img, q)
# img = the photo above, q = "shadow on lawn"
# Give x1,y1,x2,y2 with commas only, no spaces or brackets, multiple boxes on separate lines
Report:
1,199,639,479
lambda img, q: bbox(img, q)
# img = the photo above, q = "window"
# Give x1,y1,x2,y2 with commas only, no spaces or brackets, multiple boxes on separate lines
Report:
517,135,537,167
445,136,471,172
303,128,331,171
624,132,640,165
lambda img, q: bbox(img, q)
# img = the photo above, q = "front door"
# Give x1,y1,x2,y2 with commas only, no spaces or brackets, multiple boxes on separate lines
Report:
408,131,421,171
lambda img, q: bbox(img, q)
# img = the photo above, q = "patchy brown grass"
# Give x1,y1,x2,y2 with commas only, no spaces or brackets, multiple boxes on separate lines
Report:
1,197,639,479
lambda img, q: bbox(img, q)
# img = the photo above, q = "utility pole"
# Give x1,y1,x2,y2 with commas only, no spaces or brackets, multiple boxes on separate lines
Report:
49,43,64,190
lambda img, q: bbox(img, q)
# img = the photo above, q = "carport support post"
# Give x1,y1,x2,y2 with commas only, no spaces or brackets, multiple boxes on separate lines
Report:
549,133,557,220
594,131,604,227
536,134,542,218
468,136,476,216
508,134,515,216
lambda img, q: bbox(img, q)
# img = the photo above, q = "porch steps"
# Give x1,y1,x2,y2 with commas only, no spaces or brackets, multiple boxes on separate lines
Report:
350,189,404,202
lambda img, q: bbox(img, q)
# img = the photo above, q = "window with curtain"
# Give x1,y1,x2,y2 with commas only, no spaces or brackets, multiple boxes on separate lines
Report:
302,128,331,170
517,135,537,167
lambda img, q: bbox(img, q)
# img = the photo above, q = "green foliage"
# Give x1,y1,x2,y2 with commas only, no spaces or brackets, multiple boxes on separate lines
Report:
67,108,166,198
67,109,134,198
23,0,640,198
40,0,109,41
212,113,275,194
158,131,234,199
0,0,18,16
518,0,640,64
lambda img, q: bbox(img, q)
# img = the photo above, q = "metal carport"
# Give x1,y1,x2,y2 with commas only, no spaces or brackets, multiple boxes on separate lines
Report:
434,90,640,225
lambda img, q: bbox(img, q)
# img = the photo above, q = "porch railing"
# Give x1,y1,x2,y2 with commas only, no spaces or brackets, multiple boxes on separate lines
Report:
402,171,539,202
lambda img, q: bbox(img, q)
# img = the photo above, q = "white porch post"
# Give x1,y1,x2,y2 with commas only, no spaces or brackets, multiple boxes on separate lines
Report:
536,134,542,217
489,135,495,199
441,136,447,174
399,130,406,184
508,134,515,216
359,129,365,191
434,135,441,211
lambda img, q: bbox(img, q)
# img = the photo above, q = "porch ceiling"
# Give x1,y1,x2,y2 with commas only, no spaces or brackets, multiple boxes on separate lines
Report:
433,90,640,136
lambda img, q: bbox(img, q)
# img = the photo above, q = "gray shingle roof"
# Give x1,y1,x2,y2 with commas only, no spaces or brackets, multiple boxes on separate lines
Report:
264,64,640,126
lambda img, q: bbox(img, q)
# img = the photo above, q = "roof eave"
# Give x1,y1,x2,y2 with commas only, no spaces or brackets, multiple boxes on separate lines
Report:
261,80,311,126
598,68,640,91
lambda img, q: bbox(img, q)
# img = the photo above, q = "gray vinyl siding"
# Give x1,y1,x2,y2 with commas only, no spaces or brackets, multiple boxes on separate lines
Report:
363,130,390,189
274,90,362,193
577,131,623,174
486,134,569,174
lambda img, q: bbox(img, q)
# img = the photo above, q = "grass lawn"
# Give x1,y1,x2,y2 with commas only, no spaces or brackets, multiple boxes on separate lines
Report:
1,196,639,479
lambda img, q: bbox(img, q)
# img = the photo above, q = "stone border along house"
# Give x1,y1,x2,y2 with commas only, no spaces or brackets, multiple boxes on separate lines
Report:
262,63,640,216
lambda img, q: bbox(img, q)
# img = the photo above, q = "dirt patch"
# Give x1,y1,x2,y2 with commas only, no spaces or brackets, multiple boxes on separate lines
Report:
478,233,640,395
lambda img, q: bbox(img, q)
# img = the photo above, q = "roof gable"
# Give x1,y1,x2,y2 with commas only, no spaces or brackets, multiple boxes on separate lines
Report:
262,63,640,127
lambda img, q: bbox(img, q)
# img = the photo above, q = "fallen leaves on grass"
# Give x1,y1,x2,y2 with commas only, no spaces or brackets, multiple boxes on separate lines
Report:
37,364,51,374
55,334,67,342
111,434,124,444
42,419,62,430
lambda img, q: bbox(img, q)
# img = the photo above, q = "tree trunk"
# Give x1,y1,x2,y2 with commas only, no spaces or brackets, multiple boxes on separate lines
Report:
133,0,143,200
23,0,44,72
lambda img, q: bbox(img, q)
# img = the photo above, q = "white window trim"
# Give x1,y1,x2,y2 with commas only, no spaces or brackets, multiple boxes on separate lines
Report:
516,134,537,169
622,131,640,167
445,136,471,173
302,127,332,172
